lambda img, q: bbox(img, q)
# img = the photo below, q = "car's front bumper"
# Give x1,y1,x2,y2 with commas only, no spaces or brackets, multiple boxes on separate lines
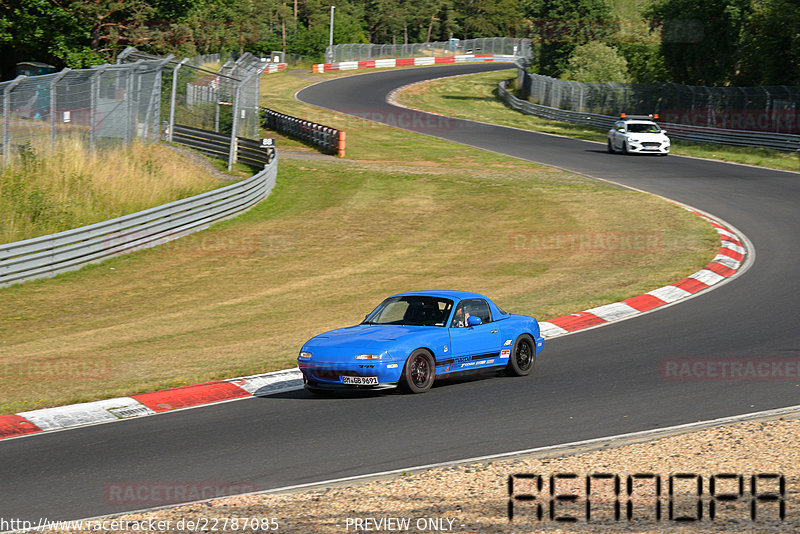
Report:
297,359,404,388
627,142,669,154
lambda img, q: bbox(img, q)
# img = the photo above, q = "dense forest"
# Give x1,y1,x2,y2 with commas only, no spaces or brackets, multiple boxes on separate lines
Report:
1,0,798,86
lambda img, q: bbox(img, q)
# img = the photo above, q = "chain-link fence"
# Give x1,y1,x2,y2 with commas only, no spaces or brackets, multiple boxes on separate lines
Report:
1,58,169,165
520,71,800,134
118,48,266,141
326,37,532,63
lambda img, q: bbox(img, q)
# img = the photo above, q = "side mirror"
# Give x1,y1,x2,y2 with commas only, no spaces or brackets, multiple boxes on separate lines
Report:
467,316,482,327
661,129,668,134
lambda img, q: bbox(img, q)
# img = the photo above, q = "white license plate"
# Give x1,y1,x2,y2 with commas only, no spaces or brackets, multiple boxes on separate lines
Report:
341,376,378,385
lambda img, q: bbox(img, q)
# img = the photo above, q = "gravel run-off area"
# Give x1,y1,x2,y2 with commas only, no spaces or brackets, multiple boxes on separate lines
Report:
52,414,800,534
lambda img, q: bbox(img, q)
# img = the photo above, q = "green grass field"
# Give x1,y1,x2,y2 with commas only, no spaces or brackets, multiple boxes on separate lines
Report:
392,68,800,173
0,67,719,415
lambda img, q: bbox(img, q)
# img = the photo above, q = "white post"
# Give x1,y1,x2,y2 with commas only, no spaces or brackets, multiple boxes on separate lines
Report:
329,6,335,48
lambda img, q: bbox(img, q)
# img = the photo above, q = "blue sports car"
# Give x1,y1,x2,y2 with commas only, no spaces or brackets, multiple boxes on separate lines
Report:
297,291,544,394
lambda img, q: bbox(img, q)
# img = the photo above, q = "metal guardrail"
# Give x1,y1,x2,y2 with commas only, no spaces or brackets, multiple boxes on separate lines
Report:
170,124,275,168
0,149,277,288
261,107,344,156
505,68,800,152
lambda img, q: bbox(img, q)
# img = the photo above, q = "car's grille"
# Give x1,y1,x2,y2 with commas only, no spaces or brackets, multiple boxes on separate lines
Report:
642,142,662,147
310,369,362,381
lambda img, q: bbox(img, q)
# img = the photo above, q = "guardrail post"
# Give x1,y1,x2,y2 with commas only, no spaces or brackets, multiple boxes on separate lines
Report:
168,58,189,143
2,75,26,167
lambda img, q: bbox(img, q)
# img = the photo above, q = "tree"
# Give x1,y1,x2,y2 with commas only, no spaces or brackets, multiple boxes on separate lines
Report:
560,41,629,82
736,0,800,85
523,0,617,78
645,0,752,85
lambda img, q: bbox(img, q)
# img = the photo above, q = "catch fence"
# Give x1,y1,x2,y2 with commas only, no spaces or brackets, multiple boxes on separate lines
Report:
519,68,800,135
326,37,531,63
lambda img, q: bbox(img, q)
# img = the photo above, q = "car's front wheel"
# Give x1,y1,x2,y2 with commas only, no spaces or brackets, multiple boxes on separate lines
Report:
607,139,615,153
401,349,435,393
506,335,536,376
622,141,629,154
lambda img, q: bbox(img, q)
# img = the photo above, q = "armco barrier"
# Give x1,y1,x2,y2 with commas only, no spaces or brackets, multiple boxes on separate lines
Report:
262,107,344,156
312,54,516,73
504,69,800,152
0,150,277,288
170,124,275,168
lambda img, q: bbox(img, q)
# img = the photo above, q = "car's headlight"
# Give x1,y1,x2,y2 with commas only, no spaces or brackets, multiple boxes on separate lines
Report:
355,354,382,360
298,351,312,359
629,137,639,143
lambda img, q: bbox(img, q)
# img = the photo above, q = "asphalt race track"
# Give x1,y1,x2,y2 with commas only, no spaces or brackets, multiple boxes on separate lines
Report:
2,63,799,522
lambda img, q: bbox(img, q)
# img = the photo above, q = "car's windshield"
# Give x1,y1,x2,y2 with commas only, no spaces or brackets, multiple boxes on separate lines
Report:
627,123,661,133
362,296,454,327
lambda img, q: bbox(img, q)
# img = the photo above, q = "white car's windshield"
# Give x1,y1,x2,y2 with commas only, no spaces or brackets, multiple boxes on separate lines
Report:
627,123,661,133
363,296,454,327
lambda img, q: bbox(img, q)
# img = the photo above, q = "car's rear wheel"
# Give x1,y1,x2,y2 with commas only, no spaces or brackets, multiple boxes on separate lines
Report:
401,349,435,393
607,139,614,153
506,335,536,376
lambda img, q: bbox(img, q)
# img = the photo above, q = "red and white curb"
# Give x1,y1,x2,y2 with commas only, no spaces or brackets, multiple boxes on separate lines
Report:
312,54,515,73
0,210,748,442
537,209,748,337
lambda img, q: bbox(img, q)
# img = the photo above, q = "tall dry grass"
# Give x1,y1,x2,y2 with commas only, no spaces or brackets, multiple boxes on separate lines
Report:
0,137,223,244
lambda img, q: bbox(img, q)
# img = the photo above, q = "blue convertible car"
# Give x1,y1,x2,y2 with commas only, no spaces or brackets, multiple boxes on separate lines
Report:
297,291,544,394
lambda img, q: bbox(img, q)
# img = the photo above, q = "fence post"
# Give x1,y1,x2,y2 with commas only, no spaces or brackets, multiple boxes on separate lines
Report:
49,69,70,147
143,56,172,142
228,73,252,171
168,58,189,143
89,66,108,154
2,76,26,166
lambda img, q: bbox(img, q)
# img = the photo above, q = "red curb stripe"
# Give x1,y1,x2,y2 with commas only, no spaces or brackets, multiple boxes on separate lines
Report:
132,381,250,413
0,414,43,439
672,277,710,294
434,56,455,64
396,58,415,66
705,262,737,277
719,247,744,261
548,312,606,331
357,60,375,69
623,294,668,312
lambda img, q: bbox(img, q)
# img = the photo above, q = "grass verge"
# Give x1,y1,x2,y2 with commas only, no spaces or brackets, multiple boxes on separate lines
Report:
391,68,800,173
0,66,718,415
0,138,229,244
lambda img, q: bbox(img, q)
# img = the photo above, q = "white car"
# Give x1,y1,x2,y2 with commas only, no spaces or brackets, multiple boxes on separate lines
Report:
607,116,670,155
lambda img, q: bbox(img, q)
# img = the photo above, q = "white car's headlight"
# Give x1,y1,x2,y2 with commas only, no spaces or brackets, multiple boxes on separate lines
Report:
355,354,382,360
298,351,312,359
